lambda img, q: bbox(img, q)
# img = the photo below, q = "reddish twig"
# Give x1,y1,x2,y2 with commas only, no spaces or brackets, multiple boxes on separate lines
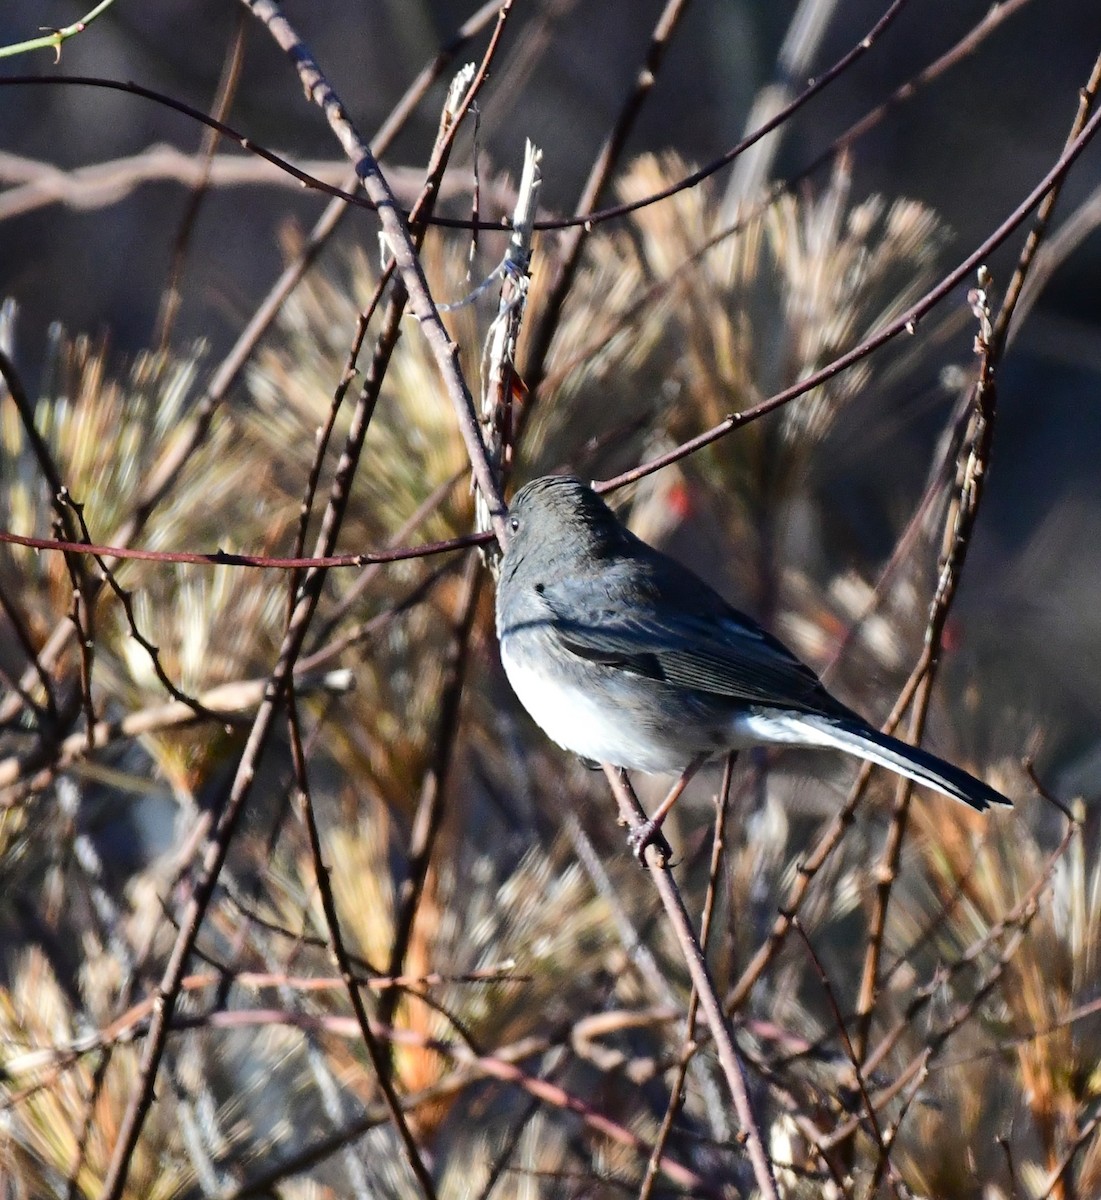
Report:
0,523,491,569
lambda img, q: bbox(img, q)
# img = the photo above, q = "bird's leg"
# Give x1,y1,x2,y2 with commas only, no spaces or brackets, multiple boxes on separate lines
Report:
604,767,676,865
628,754,709,864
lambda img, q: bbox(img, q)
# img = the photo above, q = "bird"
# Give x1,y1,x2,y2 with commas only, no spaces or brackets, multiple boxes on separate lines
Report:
494,474,1009,849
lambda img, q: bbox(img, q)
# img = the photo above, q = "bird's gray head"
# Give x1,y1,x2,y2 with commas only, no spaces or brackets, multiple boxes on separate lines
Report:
502,475,628,577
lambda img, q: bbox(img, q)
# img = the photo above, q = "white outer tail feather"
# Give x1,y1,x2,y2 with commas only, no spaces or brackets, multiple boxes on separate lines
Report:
735,711,1006,812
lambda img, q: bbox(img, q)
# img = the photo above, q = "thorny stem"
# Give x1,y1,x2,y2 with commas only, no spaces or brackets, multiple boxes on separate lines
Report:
0,0,117,61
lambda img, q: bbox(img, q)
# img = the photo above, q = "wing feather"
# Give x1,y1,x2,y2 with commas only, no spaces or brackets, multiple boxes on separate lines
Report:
541,559,849,717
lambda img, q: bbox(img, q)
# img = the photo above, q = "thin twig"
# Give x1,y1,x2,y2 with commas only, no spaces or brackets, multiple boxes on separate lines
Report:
638,753,737,1200
0,522,490,570
525,0,915,238
602,766,780,1200
63,1049,112,1200
379,556,482,1032
992,49,1101,357
520,0,694,401
726,779,862,1011
600,98,1101,495
0,349,84,545
241,0,506,538
793,920,903,1199
154,13,247,348
60,490,223,722
1038,1106,1101,1200
285,263,390,601
286,683,438,1198
56,513,96,751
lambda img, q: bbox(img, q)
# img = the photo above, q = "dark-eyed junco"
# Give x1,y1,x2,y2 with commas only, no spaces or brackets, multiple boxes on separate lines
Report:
495,474,1009,838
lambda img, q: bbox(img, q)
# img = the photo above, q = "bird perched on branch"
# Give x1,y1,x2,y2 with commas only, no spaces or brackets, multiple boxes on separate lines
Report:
495,474,1009,854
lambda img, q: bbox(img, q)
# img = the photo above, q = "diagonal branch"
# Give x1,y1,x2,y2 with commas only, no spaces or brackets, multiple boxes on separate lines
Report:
600,95,1101,494
242,0,507,540
98,6,510,1193
602,766,781,1200
851,48,1101,1065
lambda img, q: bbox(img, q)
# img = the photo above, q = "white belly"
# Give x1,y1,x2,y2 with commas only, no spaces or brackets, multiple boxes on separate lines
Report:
500,640,692,774
499,633,857,776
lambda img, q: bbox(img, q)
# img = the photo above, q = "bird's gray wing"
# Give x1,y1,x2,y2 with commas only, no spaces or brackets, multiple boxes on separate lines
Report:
540,567,847,715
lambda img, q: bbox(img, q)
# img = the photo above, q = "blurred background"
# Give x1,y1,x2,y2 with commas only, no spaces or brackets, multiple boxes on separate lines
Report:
4,1,1101,347
3,3,1101,1196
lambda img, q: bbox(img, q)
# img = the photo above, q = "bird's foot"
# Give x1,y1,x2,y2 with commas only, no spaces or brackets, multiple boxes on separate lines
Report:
628,819,674,867
625,756,710,865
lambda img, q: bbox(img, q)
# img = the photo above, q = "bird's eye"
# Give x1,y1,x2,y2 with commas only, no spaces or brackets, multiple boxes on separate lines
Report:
510,516,520,532
534,582,545,594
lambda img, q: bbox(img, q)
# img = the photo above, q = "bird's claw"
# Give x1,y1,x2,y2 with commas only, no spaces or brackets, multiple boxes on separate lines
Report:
628,820,674,866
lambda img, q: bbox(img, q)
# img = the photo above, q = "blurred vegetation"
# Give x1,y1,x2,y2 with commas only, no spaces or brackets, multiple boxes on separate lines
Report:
1,2,1100,1198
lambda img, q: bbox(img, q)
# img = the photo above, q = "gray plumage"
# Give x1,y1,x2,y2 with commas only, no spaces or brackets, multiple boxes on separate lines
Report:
495,474,1009,812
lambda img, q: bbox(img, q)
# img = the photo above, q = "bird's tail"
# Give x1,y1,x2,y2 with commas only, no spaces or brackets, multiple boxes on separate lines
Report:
752,712,1010,811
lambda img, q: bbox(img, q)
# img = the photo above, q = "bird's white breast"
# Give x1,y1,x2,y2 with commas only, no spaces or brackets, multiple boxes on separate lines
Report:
499,636,689,774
